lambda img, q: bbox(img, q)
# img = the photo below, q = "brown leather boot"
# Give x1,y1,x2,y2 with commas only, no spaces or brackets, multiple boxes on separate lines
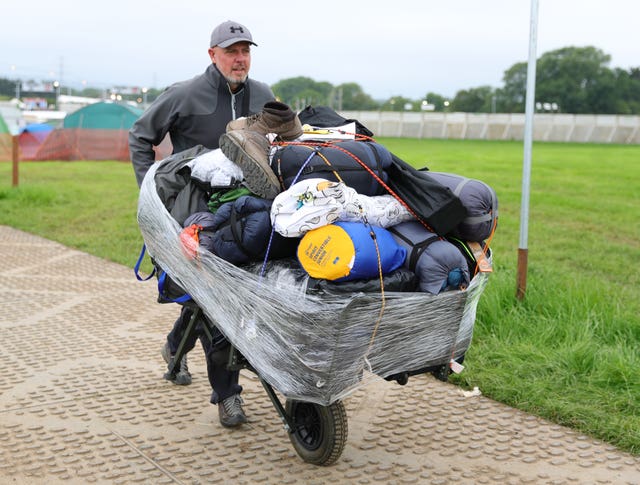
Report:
219,130,280,199
226,101,303,141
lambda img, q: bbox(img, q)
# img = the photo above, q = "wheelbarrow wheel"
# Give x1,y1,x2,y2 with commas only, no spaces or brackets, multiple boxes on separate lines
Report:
285,398,348,466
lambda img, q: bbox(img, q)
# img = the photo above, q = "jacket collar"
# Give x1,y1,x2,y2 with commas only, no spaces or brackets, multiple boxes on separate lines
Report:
206,64,246,93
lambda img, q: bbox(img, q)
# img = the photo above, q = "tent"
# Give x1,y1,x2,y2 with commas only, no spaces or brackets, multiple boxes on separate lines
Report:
63,101,143,130
18,123,53,160
33,101,144,161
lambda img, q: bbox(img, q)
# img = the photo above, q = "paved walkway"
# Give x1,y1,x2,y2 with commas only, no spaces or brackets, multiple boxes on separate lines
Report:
1,225,638,484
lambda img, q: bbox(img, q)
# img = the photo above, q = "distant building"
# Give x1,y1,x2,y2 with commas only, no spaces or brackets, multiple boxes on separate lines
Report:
22,97,49,110
57,94,101,115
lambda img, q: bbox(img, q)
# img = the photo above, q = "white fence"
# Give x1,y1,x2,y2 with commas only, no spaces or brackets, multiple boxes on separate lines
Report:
339,111,640,144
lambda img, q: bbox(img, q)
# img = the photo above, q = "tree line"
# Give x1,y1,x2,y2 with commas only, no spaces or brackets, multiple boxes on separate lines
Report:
272,47,640,115
2,46,638,115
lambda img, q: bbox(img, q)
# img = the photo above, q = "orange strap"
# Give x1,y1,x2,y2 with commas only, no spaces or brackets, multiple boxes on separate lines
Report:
467,241,492,273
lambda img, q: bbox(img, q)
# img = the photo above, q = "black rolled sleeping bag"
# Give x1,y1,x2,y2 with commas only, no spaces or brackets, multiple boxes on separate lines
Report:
183,196,298,265
388,221,470,294
242,258,418,295
307,267,418,295
271,140,393,196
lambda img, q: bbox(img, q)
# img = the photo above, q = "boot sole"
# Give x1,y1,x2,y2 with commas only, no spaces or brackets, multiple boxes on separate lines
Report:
220,133,280,199
163,370,192,386
219,412,248,428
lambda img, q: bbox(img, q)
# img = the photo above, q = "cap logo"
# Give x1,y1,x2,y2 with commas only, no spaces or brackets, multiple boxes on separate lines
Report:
229,26,244,33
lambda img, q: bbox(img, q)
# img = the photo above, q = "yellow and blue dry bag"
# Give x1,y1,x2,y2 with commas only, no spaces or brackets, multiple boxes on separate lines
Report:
297,221,406,282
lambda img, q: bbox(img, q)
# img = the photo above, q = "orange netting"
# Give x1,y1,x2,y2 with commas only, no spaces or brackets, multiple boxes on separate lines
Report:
0,133,11,161
9,128,173,162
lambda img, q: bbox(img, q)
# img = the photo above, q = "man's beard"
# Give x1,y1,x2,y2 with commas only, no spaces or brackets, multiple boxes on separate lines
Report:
225,73,248,85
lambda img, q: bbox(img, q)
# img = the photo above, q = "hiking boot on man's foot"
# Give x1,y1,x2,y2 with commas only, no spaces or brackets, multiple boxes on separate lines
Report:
218,394,247,428
219,130,280,199
226,101,303,141
161,341,192,386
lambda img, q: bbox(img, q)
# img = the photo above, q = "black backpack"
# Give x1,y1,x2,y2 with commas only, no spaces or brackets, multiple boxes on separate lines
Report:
297,105,374,137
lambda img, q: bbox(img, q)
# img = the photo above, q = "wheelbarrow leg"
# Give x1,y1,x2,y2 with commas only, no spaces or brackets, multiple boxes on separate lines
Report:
164,305,201,381
259,378,297,432
224,345,296,432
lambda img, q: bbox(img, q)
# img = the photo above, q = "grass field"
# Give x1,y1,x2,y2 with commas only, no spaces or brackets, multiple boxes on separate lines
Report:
1,138,639,454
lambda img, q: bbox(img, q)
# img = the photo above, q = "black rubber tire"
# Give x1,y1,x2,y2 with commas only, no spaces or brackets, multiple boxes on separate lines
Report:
285,399,348,466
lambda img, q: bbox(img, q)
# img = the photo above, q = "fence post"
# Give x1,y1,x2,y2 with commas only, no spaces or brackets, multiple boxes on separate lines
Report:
12,135,19,187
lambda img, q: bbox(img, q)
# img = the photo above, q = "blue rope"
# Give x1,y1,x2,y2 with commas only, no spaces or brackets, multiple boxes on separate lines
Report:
259,148,318,278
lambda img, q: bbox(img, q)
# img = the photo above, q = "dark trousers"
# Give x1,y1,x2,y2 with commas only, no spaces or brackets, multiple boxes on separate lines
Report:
167,306,242,404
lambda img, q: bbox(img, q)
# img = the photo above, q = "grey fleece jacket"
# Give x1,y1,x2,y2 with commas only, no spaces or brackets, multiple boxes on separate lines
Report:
129,63,275,187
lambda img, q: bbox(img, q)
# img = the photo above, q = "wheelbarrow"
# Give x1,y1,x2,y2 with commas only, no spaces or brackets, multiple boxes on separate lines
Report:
138,156,491,466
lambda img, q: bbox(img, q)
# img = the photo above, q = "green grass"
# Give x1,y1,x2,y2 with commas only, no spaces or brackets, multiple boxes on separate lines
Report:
1,139,639,454
0,160,147,269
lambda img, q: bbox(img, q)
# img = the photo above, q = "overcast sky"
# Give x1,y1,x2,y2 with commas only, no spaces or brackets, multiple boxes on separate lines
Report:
2,0,638,100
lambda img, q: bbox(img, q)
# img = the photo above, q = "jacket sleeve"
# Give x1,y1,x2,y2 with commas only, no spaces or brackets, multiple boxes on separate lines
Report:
129,89,178,187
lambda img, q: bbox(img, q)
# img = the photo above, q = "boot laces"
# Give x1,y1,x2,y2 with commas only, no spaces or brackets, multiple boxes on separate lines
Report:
179,354,189,373
222,394,244,415
242,113,262,127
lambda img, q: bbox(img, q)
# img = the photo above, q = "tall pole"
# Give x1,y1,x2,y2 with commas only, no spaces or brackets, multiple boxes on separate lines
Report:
53,81,60,110
59,56,64,92
517,0,539,300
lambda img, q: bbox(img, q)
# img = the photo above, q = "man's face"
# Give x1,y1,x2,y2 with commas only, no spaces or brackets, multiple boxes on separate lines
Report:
208,41,252,87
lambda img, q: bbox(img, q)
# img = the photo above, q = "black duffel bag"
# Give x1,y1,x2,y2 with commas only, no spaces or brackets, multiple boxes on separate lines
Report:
271,140,392,196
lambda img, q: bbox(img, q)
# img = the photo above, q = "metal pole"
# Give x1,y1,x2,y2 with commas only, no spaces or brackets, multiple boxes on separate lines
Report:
517,0,539,300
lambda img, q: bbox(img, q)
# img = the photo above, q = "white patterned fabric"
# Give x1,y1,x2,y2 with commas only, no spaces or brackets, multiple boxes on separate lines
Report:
271,178,413,238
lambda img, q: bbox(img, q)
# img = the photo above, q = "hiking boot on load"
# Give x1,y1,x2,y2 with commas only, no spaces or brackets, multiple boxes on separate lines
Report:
226,101,303,141
218,394,247,428
161,341,192,386
219,130,281,199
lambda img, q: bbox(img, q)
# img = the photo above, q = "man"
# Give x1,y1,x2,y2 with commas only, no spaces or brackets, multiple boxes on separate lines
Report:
129,20,275,427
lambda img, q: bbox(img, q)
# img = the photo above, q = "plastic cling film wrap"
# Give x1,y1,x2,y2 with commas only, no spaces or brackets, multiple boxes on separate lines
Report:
137,162,490,405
